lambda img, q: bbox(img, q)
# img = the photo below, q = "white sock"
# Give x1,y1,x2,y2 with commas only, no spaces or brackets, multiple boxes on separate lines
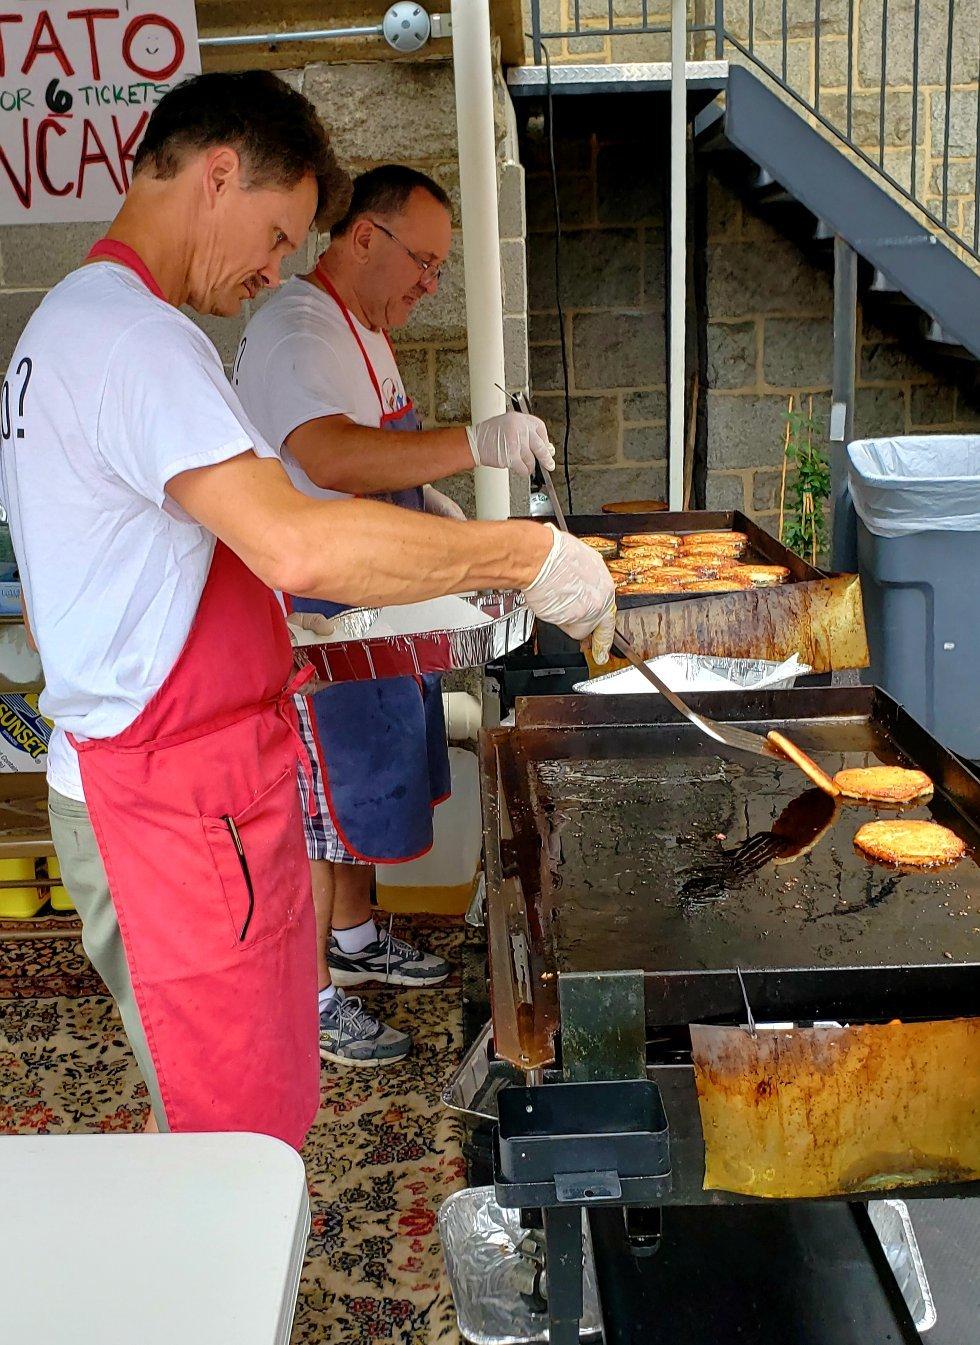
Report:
334,917,378,955
318,985,339,1014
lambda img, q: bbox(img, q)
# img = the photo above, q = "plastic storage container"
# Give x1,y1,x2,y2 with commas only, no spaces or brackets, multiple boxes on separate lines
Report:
375,746,482,916
46,854,74,912
0,856,45,919
847,436,980,760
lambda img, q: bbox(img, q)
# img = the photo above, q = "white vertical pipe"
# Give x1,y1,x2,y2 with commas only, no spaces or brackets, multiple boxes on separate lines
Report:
669,0,687,510
451,0,511,520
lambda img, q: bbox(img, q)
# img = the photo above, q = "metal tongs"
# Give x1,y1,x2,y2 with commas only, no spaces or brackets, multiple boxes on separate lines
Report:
537,459,782,762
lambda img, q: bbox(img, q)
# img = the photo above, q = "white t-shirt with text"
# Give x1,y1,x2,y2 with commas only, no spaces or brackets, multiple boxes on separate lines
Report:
0,262,276,801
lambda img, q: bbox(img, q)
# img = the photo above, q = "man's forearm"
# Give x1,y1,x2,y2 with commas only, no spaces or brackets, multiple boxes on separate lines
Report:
167,453,551,604
287,416,473,494
285,496,550,605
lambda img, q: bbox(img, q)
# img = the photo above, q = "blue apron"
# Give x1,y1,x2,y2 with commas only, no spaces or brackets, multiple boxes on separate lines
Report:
288,271,450,863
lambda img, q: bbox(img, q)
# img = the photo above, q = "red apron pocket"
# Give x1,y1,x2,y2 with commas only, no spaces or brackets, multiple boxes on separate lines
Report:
203,762,305,950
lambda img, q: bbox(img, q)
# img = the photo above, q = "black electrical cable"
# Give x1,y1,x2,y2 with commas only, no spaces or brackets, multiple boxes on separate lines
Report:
541,42,574,513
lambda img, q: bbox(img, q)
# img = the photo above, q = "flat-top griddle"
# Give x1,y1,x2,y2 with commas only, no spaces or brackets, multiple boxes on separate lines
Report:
481,687,980,1060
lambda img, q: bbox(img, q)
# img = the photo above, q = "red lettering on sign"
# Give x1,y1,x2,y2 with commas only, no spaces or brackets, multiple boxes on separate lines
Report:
0,14,24,79
77,116,123,197
112,109,148,191
0,119,31,208
122,13,183,81
67,8,120,81
37,118,73,196
23,10,76,78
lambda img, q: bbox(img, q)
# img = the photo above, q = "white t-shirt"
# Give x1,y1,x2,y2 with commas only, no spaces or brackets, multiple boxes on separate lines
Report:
0,262,277,801
232,276,409,486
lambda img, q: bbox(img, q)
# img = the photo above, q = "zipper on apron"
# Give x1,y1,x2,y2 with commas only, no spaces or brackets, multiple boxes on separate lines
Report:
222,815,256,942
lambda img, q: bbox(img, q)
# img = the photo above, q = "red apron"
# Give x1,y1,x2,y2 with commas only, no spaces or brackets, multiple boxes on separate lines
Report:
287,268,450,863
69,240,319,1148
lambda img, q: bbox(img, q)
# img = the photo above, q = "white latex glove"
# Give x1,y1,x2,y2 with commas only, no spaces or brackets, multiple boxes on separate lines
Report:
523,524,618,664
465,411,556,477
422,483,467,520
286,610,339,645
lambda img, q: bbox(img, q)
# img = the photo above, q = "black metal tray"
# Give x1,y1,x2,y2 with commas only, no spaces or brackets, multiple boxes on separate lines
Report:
559,509,824,608
481,686,980,1031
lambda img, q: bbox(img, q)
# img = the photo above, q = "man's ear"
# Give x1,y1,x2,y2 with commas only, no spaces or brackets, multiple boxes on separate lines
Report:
202,146,242,208
349,217,375,265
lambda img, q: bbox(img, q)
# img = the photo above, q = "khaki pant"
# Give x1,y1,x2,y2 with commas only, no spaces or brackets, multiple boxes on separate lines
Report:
47,787,168,1129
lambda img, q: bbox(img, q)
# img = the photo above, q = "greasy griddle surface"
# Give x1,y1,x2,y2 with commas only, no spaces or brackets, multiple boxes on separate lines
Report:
528,718,980,979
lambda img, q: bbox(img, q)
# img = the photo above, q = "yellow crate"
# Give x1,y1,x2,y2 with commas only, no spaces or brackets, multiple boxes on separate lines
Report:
48,885,74,912
0,888,46,918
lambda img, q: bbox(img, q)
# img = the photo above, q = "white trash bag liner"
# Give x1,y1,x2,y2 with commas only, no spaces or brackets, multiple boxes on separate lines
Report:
847,435,980,538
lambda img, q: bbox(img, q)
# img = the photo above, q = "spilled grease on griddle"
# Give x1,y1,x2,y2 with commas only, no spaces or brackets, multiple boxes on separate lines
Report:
531,720,980,977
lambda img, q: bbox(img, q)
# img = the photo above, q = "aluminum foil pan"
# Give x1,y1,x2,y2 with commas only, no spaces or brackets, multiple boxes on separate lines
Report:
441,1020,523,1125
574,652,811,695
292,591,533,688
439,1186,602,1344
869,1199,938,1332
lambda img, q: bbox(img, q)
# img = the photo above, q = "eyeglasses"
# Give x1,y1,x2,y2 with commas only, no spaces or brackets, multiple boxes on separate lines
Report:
369,219,444,286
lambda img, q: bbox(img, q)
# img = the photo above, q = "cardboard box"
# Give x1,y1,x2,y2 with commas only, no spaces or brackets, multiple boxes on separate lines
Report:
0,693,51,772
0,581,22,617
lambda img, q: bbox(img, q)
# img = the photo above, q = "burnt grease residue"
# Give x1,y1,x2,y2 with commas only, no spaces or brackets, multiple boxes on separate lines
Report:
532,721,980,977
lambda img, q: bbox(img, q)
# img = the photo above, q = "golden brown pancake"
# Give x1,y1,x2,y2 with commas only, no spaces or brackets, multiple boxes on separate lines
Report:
767,730,842,797
616,582,673,595
620,533,680,549
682,531,748,552
616,571,690,594
684,576,755,592
607,558,665,581
854,819,966,867
579,535,618,557
620,545,681,562
833,767,934,804
682,529,747,543
740,564,790,586
673,554,727,574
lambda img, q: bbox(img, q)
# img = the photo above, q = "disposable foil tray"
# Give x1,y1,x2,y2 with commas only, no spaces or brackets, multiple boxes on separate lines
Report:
441,1021,524,1126
869,1200,937,1332
439,1186,602,1344
291,591,533,688
573,653,810,695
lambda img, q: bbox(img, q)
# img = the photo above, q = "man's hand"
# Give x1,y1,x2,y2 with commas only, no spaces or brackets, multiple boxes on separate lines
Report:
522,525,617,664
422,484,466,520
466,411,556,477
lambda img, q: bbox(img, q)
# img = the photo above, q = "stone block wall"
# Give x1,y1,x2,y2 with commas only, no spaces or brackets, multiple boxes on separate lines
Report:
0,57,530,519
524,115,980,523
524,0,979,255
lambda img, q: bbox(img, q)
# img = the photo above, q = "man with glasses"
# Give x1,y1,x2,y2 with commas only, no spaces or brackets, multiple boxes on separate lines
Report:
234,165,555,1066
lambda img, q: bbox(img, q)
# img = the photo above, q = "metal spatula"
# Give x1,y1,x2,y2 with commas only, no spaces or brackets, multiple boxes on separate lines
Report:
538,462,782,762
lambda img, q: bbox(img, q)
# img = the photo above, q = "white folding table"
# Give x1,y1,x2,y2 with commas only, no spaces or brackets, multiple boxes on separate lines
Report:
0,1132,310,1344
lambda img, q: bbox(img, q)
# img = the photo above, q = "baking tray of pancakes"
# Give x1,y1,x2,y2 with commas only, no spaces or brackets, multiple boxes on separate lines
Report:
581,528,798,599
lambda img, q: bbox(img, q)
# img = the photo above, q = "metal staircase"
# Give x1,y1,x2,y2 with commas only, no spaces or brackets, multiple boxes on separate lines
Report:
515,2,980,379
695,65,980,368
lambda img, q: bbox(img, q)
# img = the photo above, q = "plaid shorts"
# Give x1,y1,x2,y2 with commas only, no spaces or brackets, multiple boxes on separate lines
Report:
294,693,365,866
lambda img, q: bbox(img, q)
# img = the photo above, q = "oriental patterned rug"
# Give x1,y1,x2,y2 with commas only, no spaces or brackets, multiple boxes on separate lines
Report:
0,913,466,1345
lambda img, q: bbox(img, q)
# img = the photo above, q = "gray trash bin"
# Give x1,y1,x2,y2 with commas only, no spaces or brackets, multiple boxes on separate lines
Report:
847,435,980,760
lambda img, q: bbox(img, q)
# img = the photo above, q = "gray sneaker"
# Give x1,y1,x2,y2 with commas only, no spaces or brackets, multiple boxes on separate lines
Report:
328,923,451,989
318,988,411,1067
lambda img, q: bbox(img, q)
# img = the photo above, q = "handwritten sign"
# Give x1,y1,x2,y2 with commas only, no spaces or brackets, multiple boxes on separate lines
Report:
0,3,200,224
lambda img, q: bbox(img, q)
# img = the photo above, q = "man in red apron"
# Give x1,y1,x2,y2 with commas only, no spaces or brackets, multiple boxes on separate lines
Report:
234,167,559,1065
1,79,616,1143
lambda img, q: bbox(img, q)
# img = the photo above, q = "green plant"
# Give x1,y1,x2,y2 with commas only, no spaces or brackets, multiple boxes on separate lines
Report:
779,395,830,565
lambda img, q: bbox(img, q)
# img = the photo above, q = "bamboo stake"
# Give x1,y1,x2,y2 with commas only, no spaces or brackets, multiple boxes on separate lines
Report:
807,394,816,561
778,394,793,543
